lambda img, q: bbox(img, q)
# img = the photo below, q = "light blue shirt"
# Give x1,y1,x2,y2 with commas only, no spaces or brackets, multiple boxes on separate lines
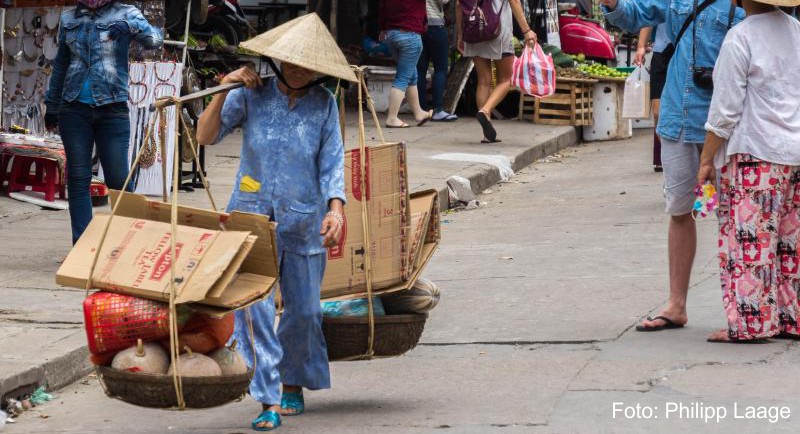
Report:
652,24,669,53
216,78,346,255
604,0,744,143
77,79,95,104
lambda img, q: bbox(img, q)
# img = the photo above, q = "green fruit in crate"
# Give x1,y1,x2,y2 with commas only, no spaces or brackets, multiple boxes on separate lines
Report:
577,53,586,63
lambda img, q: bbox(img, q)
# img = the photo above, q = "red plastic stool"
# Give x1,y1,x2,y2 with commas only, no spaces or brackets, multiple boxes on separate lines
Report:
7,155,66,202
0,153,11,188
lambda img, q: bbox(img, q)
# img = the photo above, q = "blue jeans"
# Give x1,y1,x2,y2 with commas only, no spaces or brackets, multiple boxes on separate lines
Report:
384,29,423,91
417,25,449,112
59,101,131,243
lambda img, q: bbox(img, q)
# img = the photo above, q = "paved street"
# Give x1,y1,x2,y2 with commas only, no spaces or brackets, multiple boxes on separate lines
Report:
4,130,800,433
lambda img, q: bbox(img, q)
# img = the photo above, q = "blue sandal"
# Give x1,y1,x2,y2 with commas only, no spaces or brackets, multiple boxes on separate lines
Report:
280,391,304,416
252,410,281,431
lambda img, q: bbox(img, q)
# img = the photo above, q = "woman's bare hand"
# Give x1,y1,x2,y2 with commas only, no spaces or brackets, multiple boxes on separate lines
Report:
221,66,262,89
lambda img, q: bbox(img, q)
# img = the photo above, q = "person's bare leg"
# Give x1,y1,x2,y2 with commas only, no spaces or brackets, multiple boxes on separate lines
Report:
405,85,430,122
479,55,514,115
473,57,492,111
640,213,694,329
385,87,407,127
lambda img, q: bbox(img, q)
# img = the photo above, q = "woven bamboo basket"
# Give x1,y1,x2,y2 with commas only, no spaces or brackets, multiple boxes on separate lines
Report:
96,366,253,409
323,314,428,361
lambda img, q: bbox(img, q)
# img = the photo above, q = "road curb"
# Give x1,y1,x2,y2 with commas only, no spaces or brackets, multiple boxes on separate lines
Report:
436,127,579,209
1,345,91,403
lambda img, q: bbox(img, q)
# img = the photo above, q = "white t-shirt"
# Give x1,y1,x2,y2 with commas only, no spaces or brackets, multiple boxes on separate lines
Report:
706,10,800,168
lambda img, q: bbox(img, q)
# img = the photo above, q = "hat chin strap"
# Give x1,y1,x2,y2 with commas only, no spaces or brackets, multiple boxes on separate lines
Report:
267,58,329,91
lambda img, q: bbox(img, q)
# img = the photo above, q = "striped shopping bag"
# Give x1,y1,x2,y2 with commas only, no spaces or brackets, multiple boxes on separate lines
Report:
512,43,556,98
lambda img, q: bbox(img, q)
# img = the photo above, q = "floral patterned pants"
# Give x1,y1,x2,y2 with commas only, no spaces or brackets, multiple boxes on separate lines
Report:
718,154,800,340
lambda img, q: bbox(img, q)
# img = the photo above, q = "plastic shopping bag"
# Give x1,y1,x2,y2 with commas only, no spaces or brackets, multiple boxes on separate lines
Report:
512,43,556,98
622,66,651,119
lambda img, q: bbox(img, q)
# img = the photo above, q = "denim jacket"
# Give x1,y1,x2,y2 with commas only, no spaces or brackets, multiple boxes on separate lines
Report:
45,2,162,114
217,78,346,256
604,0,744,143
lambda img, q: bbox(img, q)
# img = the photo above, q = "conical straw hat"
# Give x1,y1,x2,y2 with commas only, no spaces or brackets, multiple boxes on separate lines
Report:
240,13,357,83
759,0,800,6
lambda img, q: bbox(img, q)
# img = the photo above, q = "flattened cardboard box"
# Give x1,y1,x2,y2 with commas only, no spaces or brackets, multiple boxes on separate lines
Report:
57,192,280,313
322,189,441,301
322,142,410,299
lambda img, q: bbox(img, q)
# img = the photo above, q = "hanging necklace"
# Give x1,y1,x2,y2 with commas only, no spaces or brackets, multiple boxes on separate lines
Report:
43,35,58,61
4,9,22,38
19,70,37,102
22,9,40,35
5,36,22,66
44,8,61,30
154,82,177,98
129,63,149,105
130,62,148,84
6,72,22,103
129,83,148,105
3,73,17,104
22,37,41,63
154,62,178,83
34,70,47,101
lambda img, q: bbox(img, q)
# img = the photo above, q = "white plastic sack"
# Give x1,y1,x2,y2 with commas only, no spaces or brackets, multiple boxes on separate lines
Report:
622,66,651,119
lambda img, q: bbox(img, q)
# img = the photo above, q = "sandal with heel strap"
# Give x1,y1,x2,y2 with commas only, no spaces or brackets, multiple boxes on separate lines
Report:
280,391,305,416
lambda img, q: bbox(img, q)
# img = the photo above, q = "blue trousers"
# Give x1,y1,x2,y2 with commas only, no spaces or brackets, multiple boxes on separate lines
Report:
384,29,423,91
417,25,449,112
232,251,330,405
59,101,131,243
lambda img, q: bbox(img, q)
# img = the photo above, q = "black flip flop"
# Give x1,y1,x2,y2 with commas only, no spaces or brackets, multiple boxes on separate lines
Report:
476,111,497,142
635,315,685,332
481,138,502,144
707,330,770,344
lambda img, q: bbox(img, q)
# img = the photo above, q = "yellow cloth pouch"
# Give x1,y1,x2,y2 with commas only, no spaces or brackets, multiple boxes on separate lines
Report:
239,175,261,193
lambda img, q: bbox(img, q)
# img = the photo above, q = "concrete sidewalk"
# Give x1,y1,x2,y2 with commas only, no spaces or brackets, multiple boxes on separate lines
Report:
0,116,576,403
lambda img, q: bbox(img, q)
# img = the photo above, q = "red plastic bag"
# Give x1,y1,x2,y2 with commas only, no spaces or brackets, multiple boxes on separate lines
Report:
512,43,556,98
83,292,190,355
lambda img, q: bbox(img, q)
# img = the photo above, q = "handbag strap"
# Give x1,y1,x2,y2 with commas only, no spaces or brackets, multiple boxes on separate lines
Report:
480,0,506,15
691,0,736,67
676,0,715,51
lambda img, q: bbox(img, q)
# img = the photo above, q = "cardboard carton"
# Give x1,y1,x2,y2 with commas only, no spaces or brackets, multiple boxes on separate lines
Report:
322,142,410,298
56,192,279,313
322,189,441,301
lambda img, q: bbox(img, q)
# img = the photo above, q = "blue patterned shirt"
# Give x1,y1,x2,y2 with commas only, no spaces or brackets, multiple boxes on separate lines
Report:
46,2,163,113
217,78,346,255
604,0,744,143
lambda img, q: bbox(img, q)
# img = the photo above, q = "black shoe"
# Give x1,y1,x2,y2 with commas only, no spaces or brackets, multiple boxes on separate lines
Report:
654,165,663,173
476,111,497,143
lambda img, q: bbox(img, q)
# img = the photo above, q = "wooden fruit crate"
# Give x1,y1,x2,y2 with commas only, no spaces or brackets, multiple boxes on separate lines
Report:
518,78,595,126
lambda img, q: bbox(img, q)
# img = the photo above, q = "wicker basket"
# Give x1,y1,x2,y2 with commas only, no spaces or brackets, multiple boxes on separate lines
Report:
96,366,252,409
323,314,428,361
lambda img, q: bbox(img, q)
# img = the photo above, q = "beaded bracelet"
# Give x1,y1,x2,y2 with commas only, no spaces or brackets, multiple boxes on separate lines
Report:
326,211,344,227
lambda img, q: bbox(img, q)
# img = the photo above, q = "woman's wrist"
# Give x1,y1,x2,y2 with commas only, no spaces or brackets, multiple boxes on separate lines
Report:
328,198,344,213
326,210,344,227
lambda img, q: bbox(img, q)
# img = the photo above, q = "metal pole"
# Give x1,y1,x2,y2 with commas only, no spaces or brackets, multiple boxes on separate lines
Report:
182,0,192,65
